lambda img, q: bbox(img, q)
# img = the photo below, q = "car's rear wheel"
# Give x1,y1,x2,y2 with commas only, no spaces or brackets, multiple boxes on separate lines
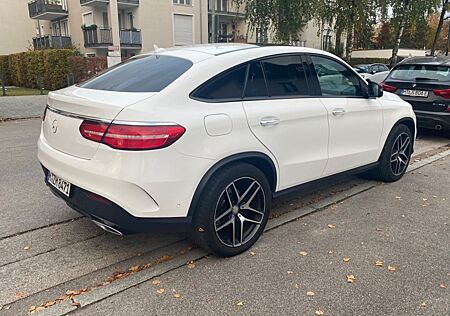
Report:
374,124,413,182
189,163,271,257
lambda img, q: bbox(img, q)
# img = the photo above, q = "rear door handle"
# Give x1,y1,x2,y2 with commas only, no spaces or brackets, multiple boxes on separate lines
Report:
260,116,280,127
332,108,346,116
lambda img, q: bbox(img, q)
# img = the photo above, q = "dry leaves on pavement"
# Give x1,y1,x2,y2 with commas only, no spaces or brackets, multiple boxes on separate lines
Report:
375,260,383,267
306,291,315,296
156,288,165,294
343,257,350,263
151,279,161,285
299,251,308,256
346,275,356,283
315,310,324,315
236,301,244,306
388,265,396,272
327,224,336,229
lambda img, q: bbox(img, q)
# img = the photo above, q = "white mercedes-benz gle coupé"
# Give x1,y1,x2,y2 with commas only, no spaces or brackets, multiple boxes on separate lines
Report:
38,44,416,257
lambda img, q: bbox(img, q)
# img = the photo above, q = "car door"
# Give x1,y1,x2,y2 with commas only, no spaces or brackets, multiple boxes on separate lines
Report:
242,55,329,190
308,54,383,176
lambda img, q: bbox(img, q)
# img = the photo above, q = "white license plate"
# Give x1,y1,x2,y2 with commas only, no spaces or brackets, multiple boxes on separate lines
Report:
47,171,71,197
400,89,429,97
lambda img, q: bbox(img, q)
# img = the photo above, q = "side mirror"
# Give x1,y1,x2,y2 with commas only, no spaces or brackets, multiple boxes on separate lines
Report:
367,80,383,98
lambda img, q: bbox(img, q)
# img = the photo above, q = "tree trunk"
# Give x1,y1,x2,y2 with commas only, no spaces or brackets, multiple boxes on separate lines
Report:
345,24,354,62
431,0,448,56
391,0,410,67
335,24,343,57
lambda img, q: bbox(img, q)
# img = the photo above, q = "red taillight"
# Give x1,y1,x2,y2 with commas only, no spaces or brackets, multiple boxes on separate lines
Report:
433,88,450,99
381,82,398,93
79,121,186,150
43,105,48,121
79,120,109,142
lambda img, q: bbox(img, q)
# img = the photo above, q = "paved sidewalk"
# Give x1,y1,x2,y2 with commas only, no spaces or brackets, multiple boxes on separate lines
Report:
0,95,47,120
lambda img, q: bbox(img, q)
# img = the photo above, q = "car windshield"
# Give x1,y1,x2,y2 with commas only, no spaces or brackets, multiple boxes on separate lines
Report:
387,64,450,82
355,65,369,72
80,55,193,92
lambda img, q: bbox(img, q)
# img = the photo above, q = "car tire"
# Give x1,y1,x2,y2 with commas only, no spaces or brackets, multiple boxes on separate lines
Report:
189,163,271,257
373,124,413,182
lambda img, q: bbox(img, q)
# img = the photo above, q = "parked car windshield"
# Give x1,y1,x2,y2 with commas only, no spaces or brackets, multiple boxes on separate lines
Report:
387,64,450,82
80,55,193,92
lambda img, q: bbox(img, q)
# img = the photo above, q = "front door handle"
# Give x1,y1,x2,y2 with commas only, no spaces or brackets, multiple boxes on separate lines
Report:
260,116,280,127
332,108,346,116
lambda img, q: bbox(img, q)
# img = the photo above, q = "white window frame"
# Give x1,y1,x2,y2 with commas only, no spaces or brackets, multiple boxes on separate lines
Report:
173,0,193,6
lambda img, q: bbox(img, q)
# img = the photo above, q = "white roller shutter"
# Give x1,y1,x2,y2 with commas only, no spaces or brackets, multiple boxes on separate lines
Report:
174,14,193,46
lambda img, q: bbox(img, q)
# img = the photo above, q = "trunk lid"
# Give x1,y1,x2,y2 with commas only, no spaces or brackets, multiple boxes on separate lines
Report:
43,86,155,160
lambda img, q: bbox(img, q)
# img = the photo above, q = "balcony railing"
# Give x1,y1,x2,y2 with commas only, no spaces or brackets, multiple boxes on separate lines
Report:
33,35,72,49
83,28,113,47
120,29,142,47
208,0,245,17
80,0,139,6
28,0,68,20
83,28,141,48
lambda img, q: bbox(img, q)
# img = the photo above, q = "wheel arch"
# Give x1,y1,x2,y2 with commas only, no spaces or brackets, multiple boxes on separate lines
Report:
187,152,278,219
380,117,416,160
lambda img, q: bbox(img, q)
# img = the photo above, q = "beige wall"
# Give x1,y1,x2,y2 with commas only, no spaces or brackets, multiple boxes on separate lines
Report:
0,0,38,54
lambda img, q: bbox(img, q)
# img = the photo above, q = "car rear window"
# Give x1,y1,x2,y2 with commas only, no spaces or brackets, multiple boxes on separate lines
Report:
80,55,193,92
387,64,450,82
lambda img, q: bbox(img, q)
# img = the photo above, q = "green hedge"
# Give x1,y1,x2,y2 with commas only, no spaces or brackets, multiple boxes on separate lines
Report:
0,49,107,90
349,58,391,66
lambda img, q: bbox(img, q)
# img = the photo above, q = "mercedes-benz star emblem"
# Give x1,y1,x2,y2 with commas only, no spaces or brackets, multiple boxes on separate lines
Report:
51,119,58,134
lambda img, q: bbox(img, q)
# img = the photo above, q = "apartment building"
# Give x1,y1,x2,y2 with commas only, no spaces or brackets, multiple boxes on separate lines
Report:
0,0,342,57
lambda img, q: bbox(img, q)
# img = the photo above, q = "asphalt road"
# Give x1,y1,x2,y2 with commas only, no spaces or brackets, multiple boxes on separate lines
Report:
0,118,448,315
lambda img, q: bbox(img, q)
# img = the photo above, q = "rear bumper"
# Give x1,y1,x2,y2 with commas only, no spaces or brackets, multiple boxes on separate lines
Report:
414,110,450,130
42,166,191,234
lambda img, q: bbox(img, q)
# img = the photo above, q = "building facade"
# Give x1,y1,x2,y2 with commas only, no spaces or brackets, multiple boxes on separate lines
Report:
0,0,343,57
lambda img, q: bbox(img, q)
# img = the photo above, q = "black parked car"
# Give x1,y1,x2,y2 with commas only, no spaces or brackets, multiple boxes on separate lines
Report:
382,56,450,131
355,63,389,75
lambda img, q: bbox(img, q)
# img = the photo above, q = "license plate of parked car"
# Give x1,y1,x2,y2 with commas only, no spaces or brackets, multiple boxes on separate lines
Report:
47,171,71,197
400,89,429,97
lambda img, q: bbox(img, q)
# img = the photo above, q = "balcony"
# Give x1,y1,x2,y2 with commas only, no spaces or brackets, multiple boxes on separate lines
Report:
33,35,72,49
80,0,139,9
208,0,245,17
28,0,68,20
83,27,141,48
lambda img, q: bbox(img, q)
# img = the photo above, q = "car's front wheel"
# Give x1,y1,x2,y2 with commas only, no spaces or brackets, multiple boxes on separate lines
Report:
190,163,271,257
375,124,413,182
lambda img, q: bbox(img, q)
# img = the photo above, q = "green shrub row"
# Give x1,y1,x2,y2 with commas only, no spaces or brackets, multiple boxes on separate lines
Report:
0,49,107,90
349,58,391,66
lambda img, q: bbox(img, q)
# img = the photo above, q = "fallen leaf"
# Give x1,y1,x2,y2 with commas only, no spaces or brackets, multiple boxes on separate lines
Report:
173,293,182,299
395,196,402,200
287,271,294,274
198,227,205,232
329,204,338,210
422,198,428,201
376,228,383,232
439,284,446,289
299,251,308,256
151,280,161,285
421,302,427,307
327,224,336,229
315,310,324,316
306,291,315,296
187,263,195,269
236,301,244,306
15,291,25,299
295,284,299,289
388,265,396,272
44,301,56,307
328,250,333,254
71,301,81,308
156,288,165,294
250,251,256,256
66,290,77,296
346,275,356,283
4,305,11,310
375,260,383,267
343,257,350,263
23,246,30,250
129,265,140,272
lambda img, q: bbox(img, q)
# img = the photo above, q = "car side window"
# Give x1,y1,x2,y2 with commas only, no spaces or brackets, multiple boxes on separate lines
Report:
261,55,309,97
245,62,269,98
192,65,247,101
311,55,365,97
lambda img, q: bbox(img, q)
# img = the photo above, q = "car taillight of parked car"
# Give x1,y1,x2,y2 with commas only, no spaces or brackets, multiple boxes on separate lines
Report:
79,120,186,150
381,82,398,93
433,88,450,100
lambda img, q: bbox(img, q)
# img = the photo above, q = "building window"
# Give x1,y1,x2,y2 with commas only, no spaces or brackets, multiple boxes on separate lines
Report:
173,0,192,5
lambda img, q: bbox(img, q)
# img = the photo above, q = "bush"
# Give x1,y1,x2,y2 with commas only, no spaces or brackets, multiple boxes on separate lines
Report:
349,58,391,66
0,49,108,90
